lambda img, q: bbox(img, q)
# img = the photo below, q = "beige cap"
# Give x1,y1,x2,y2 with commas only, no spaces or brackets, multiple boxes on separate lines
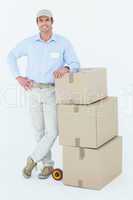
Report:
36,9,53,18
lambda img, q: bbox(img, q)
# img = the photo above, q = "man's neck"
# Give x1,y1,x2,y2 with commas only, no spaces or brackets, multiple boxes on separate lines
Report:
40,31,53,42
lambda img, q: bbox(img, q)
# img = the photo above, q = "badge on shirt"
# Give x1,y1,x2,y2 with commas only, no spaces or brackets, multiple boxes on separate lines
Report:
50,52,60,59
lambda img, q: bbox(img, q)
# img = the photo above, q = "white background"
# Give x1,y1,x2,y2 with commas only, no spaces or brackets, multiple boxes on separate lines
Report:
0,0,133,199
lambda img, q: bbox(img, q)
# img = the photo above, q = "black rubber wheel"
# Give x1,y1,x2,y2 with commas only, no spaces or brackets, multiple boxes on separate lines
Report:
52,168,63,181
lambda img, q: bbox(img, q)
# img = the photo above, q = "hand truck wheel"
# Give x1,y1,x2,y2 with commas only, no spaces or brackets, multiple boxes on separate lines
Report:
52,168,63,181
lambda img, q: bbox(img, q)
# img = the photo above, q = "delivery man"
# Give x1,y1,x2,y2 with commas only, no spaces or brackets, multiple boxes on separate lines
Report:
7,9,80,179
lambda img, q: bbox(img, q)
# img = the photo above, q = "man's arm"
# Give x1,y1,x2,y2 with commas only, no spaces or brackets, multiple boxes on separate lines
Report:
63,39,80,72
53,39,80,79
7,39,28,79
7,39,33,90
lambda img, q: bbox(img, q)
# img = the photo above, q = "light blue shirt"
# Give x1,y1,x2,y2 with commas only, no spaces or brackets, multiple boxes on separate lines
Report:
7,32,80,83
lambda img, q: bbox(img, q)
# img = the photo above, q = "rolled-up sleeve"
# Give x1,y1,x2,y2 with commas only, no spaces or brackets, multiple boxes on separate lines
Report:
7,39,28,78
63,39,80,73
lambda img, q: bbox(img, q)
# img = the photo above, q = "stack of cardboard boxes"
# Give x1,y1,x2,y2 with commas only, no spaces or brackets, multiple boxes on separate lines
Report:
55,68,122,190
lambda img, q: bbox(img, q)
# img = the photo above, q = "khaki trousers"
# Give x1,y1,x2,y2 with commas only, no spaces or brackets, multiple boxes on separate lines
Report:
28,85,58,167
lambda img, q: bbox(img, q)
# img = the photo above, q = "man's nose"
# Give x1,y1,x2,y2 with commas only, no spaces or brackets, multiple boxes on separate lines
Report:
42,21,47,25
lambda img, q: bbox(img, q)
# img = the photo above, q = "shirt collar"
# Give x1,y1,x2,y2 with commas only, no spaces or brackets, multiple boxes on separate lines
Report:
35,32,57,43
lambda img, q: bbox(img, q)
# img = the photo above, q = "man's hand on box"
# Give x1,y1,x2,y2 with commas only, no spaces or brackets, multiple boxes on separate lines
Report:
16,76,33,91
53,67,70,79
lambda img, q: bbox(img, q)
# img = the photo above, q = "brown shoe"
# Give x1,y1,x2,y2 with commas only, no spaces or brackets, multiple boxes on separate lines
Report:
22,157,37,178
38,166,54,179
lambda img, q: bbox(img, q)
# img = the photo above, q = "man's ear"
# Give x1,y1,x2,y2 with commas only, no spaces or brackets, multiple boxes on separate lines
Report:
51,17,54,24
36,17,38,24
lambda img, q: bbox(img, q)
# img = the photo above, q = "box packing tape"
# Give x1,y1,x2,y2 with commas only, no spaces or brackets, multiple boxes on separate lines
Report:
73,105,79,112
69,72,74,83
78,179,83,187
75,138,80,147
79,147,85,160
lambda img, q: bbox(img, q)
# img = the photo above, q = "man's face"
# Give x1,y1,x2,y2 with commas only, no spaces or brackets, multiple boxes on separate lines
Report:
37,16,53,33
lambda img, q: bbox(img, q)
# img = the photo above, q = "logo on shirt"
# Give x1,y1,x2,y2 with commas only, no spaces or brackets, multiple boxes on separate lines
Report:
50,52,60,59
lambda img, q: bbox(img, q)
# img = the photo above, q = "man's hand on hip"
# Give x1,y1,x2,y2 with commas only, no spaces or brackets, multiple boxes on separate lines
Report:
16,76,33,90
53,67,70,79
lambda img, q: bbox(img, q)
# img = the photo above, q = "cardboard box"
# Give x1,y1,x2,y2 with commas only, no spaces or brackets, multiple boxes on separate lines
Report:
55,68,107,105
63,136,122,190
58,96,118,148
